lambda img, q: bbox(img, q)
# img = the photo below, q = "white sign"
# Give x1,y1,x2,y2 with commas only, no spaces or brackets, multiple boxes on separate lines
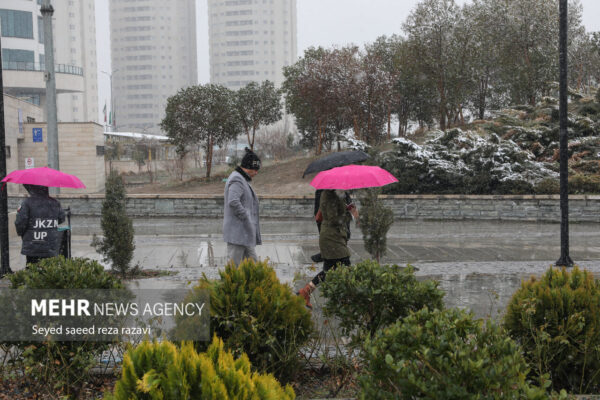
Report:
25,157,34,169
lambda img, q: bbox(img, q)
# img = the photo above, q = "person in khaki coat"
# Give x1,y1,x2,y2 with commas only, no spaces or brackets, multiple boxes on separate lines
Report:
298,189,354,309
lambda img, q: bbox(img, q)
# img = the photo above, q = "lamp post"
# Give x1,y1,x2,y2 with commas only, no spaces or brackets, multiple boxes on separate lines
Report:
555,0,573,267
101,69,118,131
41,0,59,182
0,35,12,276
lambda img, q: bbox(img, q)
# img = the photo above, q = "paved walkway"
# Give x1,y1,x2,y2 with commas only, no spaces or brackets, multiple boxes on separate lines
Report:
5,217,600,318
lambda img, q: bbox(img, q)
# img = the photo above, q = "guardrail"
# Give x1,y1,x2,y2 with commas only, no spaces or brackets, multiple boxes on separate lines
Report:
2,61,83,76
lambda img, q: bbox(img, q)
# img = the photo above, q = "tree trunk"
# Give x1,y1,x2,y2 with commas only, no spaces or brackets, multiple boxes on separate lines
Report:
438,78,447,131
387,106,391,140
316,118,322,155
251,123,258,151
353,115,360,140
205,136,213,178
245,125,251,150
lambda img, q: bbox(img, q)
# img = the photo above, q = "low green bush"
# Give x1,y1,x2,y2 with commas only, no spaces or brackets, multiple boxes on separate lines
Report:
360,307,548,399
504,267,600,394
8,257,123,399
320,260,443,345
568,174,600,194
534,178,560,194
104,336,295,400
182,258,312,380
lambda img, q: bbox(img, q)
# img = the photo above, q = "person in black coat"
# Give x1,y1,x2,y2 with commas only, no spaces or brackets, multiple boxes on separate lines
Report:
15,184,65,266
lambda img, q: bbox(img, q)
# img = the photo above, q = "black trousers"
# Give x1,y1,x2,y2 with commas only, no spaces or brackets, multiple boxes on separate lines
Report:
26,256,48,266
311,256,351,286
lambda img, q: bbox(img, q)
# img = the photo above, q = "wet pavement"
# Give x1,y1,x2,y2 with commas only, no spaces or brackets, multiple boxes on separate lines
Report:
5,217,600,319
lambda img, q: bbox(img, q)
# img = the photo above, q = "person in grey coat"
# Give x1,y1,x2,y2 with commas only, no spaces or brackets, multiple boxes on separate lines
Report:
15,184,65,266
223,148,262,265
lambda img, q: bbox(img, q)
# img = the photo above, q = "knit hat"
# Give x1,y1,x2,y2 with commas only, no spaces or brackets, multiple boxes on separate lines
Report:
240,147,261,170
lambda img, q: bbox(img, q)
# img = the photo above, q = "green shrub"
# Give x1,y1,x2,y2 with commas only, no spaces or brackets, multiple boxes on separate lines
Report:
92,171,135,277
360,307,547,399
320,261,444,345
358,189,394,261
534,178,560,194
568,174,600,194
577,103,600,117
104,336,295,400
185,258,313,380
8,257,123,399
504,267,600,394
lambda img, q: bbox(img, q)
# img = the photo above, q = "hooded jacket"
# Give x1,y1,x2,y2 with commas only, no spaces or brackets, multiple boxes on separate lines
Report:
15,185,66,257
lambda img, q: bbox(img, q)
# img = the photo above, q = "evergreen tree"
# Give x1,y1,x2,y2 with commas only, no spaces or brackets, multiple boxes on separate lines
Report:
92,172,135,278
160,84,240,178
359,189,394,262
235,80,282,151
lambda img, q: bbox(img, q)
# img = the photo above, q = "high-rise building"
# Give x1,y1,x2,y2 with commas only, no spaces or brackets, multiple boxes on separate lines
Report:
207,0,297,90
109,0,197,133
53,0,99,123
0,0,97,122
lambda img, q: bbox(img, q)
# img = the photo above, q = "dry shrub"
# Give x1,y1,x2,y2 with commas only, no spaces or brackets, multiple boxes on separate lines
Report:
254,126,293,160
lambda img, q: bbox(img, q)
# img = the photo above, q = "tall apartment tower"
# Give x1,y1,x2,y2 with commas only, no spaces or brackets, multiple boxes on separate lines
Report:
54,0,98,123
0,0,98,122
109,0,197,133
207,0,297,90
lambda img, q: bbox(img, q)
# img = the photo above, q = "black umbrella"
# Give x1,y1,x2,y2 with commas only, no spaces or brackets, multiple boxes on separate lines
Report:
302,150,369,178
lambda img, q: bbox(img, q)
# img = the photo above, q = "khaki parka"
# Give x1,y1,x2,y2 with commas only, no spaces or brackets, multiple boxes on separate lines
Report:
318,190,351,260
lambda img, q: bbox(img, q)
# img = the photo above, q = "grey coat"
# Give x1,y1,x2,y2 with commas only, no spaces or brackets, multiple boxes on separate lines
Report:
223,169,261,247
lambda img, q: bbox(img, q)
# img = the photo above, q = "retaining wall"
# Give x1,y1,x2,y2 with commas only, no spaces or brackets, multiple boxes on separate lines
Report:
7,194,600,222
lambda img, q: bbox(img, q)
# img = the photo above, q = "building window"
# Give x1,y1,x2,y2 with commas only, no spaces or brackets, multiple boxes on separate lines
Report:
5,146,10,159
96,146,105,156
2,49,35,69
37,17,44,44
0,9,33,38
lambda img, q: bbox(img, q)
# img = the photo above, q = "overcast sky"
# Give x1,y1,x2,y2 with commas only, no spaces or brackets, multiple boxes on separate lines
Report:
95,0,600,123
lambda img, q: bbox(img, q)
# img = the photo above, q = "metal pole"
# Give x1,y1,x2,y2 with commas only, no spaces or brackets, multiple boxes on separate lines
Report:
0,34,12,277
110,73,114,131
556,0,573,267
41,0,59,195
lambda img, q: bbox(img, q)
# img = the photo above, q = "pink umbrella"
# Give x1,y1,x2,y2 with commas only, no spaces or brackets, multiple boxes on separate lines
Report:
310,164,398,190
1,167,86,189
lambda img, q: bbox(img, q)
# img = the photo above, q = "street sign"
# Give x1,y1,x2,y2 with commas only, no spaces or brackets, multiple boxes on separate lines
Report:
32,128,43,143
25,157,34,169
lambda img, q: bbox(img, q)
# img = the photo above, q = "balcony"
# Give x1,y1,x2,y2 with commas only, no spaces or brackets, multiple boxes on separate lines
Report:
2,61,83,76
2,61,85,95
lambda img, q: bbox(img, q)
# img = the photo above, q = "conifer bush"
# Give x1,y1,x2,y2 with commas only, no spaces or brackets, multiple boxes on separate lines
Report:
358,188,394,262
504,267,600,394
92,171,135,277
104,336,295,400
7,257,124,399
320,260,443,345
360,307,547,399
181,258,313,380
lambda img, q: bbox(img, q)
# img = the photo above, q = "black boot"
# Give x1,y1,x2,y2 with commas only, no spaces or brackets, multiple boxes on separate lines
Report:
311,253,323,263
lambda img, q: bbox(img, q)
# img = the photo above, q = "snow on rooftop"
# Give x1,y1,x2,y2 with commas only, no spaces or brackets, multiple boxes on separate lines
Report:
103,131,169,141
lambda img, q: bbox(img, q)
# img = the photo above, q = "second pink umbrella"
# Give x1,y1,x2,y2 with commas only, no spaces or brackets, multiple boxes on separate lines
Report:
310,164,397,190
